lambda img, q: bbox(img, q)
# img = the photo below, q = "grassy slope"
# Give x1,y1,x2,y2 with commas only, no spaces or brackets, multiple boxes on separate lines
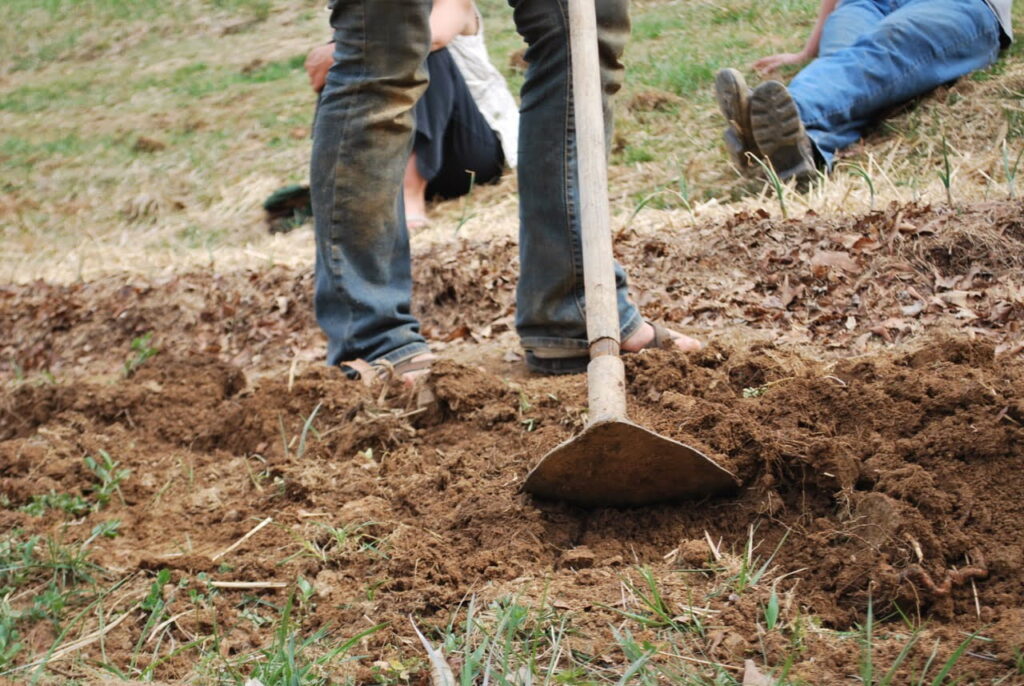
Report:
3,0,1024,281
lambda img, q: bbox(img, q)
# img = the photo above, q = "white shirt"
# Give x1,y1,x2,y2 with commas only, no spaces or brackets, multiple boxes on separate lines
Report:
984,0,1013,43
447,13,520,168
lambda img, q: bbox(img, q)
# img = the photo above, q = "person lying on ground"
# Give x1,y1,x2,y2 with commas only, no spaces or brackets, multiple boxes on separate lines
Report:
714,0,1013,186
305,0,518,229
310,0,702,385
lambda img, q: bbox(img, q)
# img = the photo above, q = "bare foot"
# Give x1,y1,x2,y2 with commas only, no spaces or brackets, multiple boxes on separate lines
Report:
403,154,428,229
621,322,702,353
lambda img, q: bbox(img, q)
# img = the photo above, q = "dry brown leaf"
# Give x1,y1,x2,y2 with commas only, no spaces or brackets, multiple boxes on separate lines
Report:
851,235,881,252
443,325,471,342
934,274,962,291
880,317,911,331
810,250,861,274
742,659,774,686
938,291,973,308
989,301,1013,323
901,302,925,317
996,340,1024,357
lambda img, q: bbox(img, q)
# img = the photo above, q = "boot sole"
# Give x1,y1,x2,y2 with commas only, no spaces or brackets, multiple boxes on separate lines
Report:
749,81,816,183
714,68,757,168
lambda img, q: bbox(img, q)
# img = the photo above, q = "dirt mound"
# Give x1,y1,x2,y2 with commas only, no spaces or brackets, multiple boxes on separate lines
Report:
2,332,1022,681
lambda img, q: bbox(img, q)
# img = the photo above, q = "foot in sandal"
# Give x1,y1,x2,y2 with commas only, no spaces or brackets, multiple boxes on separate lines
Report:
524,321,702,375
621,321,701,354
344,352,436,387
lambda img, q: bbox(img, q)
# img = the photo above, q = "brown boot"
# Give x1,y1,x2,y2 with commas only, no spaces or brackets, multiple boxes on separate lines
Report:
748,80,818,186
714,68,758,175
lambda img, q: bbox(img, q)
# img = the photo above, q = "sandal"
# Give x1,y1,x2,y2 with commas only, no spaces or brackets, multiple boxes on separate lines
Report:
524,322,697,375
342,353,434,387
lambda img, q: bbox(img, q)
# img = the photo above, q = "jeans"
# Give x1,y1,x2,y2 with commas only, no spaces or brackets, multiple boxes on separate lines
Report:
312,0,432,367
788,0,1001,167
312,0,642,367
511,0,642,356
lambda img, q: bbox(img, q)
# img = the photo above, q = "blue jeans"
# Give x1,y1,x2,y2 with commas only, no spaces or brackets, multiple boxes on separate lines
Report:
311,0,432,367
788,0,1001,167
312,0,642,367
511,0,642,356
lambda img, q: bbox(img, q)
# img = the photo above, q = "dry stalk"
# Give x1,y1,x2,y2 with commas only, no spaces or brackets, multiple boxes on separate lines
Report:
209,580,288,589
211,516,273,561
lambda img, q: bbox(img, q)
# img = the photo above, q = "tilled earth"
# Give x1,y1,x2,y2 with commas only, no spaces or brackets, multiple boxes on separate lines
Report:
2,202,1024,683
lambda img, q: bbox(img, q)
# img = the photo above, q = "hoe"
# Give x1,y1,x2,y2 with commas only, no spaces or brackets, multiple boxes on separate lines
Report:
522,0,738,507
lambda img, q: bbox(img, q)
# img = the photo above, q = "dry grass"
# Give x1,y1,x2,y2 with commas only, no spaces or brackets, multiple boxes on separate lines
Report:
2,0,1023,283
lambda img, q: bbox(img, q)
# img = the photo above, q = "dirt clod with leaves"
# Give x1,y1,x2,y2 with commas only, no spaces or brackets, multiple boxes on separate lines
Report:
2,202,1024,684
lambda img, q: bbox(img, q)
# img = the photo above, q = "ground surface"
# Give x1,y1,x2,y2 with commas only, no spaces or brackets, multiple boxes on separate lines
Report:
3,202,1024,684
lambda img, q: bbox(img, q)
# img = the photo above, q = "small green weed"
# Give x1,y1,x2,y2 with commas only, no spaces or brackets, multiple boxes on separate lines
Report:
279,403,323,460
763,586,780,631
0,608,21,670
1001,139,1024,199
749,154,789,219
17,452,127,517
222,589,383,685
938,133,953,206
18,492,91,517
732,525,789,594
123,332,158,377
616,566,683,631
840,161,876,210
84,450,130,508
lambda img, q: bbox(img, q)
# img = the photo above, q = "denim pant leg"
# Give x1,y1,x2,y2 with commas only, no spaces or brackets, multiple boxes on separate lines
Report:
510,0,642,355
789,0,1001,166
311,0,433,367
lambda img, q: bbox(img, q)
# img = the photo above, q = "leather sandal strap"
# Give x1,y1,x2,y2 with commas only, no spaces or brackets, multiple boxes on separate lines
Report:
343,355,433,387
341,358,377,387
388,357,433,375
645,322,677,351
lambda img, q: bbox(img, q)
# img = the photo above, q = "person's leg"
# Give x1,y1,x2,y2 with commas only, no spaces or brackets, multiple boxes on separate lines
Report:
414,49,505,200
402,153,429,227
409,49,456,216
815,0,885,58
311,0,434,368
789,0,1001,165
509,0,641,362
510,0,697,373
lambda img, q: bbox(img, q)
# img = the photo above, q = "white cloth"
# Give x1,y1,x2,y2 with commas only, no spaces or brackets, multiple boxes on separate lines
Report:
984,0,1013,42
447,13,520,168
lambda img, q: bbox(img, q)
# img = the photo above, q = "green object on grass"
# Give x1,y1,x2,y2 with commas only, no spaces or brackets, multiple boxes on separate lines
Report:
263,184,312,234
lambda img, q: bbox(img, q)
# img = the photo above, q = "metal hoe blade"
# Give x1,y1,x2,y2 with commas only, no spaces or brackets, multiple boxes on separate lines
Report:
523,419,737,507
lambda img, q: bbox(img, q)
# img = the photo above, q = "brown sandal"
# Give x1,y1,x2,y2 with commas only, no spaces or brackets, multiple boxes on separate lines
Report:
343,355,434,387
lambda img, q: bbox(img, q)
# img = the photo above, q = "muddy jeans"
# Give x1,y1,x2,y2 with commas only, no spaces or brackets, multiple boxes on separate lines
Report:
312,0,642,367
790,0,1002,167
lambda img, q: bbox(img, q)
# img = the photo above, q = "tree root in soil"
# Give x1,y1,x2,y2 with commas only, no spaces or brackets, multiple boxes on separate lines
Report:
900,549,989,598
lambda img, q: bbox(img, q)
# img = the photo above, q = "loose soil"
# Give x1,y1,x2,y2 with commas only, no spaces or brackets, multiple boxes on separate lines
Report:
2,202,1024,683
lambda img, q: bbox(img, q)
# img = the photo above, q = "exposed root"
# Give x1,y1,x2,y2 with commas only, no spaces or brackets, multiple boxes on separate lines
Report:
900,549,989,598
